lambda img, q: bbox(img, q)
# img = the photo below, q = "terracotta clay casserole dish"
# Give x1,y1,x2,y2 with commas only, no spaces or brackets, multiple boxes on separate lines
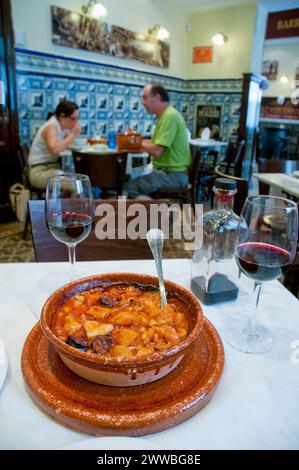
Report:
40,273,203,387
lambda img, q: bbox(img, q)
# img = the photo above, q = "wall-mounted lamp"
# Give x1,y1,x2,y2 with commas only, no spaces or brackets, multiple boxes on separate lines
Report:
148,25,170,41
211,33,228,46
81,1,108,19
280,75,289,85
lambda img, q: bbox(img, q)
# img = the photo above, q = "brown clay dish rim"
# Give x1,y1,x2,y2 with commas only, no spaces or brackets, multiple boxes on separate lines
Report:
40,273,203,367
22,318,224,436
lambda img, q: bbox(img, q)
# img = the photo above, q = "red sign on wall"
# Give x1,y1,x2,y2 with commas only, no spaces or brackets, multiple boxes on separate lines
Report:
265,9,299,39
192,46,213,63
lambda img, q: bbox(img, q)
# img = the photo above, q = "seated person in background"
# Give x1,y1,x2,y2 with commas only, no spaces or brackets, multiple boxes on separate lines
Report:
28,100,81,189
125,83,191,199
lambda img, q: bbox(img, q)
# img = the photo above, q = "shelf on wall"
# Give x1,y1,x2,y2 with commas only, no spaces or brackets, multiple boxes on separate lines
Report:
259,118,299,125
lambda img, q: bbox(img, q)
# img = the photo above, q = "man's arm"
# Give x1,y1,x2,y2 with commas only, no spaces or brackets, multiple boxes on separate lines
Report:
141,139,165,158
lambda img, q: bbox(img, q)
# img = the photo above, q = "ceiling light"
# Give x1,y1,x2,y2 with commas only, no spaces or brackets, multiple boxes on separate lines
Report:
211,33,228,46
148,25,170,41
81,1,107,19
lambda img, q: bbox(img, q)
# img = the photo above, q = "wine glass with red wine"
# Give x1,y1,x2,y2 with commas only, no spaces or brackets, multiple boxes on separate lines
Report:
46,173,94,277
225,195,298,354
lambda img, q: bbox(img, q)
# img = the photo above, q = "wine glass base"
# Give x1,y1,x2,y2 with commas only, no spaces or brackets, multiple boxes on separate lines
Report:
224,320,275,354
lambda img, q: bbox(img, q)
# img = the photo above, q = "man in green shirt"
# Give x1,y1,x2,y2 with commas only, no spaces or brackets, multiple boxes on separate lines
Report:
125,82,191,198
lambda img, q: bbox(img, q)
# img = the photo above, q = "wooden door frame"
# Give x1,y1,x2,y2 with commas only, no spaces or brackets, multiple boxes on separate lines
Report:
0,0,20,217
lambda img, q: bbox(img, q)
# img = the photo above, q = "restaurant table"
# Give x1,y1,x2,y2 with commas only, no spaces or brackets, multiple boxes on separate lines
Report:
71,146,149,177
253,173,299,200
72,149,127,195
189,138,228,153
0,259,299,450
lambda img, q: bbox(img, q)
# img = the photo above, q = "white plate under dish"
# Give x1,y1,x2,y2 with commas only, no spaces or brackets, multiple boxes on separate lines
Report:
58,436,172,450
0,339,8,392
293,170,299,179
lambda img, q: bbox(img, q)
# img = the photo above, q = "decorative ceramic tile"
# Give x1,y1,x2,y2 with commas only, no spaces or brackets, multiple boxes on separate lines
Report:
16,49,242,143
76,93,89,108
29,91,44,108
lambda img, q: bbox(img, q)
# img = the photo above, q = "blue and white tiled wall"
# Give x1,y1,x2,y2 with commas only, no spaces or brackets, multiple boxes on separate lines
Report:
16,49,242,144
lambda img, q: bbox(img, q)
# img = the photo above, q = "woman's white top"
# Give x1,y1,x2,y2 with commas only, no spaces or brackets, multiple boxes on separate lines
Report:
28,116,66,165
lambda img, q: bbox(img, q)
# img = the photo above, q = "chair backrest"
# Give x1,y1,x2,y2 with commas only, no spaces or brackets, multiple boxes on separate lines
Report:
29,199,171,262
16,142,30,187
188,148,202,205
72,150,128,195
221,139,246,176
258,157,299,174
213,165,249,215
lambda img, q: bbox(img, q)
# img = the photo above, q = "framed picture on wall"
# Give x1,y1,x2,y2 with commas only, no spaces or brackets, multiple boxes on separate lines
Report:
51,6,170,68
262,60,279,80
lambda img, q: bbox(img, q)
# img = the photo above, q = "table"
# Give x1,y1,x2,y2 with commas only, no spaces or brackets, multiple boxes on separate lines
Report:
189,138,228,153
72,149,127,195
0,259,299,450
70,146,149,177
254,173,299,200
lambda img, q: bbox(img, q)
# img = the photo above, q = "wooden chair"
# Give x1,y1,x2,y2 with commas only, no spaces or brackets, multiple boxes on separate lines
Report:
218,139,246,177
257,157,299,195
201,140,246,201
72,150,128,197
283,249,299,299
212,165,249,215
16,142,44,240
28,199,171,262
152,149,202,209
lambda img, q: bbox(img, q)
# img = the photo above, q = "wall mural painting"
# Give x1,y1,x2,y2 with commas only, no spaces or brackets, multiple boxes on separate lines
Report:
51,6,169,68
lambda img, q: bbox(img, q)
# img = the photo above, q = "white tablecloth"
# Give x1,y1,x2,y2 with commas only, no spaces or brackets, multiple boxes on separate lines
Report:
253,173,299,199
0,259,298,450
189,139,228,152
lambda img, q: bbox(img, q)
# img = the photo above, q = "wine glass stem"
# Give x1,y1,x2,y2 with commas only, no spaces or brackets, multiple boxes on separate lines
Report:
246,282,262,336
67,244,77,280
68,243,76,265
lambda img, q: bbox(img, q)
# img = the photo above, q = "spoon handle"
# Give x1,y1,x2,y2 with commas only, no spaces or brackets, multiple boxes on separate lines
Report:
147,229,167,307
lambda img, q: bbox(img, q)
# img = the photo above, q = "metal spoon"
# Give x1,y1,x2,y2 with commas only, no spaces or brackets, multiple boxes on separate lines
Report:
146,228,167,307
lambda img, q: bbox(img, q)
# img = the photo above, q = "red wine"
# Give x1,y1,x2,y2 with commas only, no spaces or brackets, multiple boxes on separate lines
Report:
235,242,291,282
48,212,92,245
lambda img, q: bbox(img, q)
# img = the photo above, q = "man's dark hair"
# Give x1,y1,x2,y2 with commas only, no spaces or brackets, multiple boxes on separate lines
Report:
149,83,169,102
55,100,78,117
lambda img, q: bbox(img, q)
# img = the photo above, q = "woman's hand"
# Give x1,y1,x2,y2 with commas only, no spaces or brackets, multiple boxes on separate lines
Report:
71,122,82,137
44,122,82,156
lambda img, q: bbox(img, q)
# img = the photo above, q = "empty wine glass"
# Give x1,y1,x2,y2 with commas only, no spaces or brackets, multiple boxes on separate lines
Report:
46,173,94,278
225,195,298,354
